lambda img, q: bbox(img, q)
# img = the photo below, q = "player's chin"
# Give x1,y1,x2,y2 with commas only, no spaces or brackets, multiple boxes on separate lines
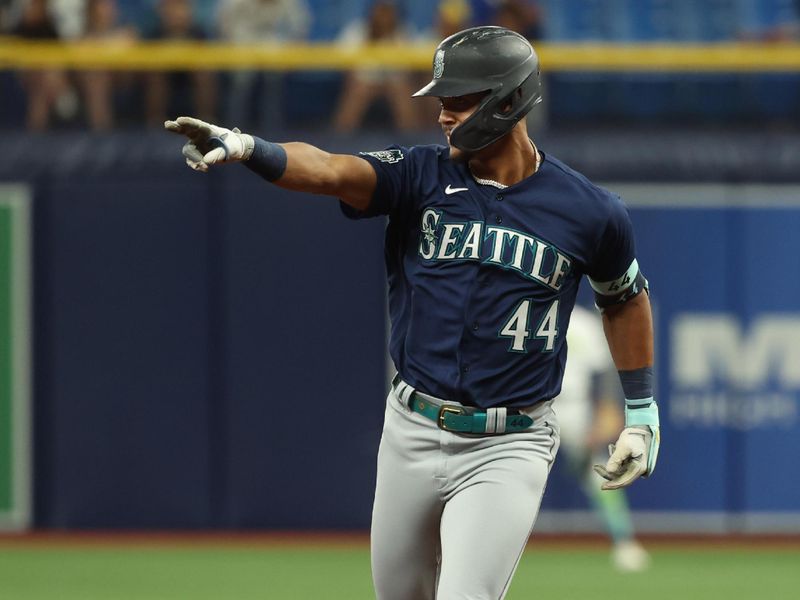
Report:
446,142,469,162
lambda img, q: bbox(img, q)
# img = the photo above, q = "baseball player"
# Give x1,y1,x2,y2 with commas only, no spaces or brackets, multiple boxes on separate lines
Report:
555,304,651,573
165,26,659,600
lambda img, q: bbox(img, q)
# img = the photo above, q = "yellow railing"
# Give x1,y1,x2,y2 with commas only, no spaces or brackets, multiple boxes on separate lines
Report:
2,39,800,72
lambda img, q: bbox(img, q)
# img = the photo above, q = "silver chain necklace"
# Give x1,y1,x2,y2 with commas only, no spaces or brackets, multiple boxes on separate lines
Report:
470,142,541,189
471,175,508,189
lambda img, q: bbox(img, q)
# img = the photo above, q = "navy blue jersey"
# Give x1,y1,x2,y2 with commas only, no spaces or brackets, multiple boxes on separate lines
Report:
343,144,640,409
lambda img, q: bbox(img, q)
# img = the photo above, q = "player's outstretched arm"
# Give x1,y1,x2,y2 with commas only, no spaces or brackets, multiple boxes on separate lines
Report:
274,142,376,211
593,292,660,490
164,116,377,211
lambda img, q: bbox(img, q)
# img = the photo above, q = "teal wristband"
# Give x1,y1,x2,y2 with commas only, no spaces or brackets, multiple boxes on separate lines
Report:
625,399,659,428
625,400,661,475
619,366,657,427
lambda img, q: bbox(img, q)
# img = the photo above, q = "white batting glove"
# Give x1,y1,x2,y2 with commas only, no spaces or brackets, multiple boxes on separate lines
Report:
164,116,254,173
593,426,659,490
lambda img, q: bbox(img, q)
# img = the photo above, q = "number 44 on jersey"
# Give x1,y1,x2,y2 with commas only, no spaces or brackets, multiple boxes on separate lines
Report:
500,299,560,353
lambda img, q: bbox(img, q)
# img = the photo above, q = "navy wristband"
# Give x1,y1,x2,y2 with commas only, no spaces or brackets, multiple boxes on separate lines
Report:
618,366,653,401
245,136,287,182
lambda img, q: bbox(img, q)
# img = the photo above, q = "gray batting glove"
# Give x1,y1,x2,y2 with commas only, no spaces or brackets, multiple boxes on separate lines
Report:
164,116,255,173
592,426,654,490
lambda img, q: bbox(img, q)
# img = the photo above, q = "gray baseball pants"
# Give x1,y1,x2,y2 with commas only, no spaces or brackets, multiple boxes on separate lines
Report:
371,380,560,600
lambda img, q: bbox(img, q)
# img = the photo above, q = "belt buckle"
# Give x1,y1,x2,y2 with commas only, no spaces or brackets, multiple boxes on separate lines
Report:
438,405,465,431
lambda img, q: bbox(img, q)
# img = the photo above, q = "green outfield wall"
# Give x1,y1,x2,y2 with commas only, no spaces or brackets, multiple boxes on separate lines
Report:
0,185,31,531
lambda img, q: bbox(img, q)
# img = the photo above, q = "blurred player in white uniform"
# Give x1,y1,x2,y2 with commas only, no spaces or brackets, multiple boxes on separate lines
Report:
556,304,651,572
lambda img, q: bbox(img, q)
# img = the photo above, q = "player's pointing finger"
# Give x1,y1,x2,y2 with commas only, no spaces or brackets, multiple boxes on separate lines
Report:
164,120,183,133
175,116,208,131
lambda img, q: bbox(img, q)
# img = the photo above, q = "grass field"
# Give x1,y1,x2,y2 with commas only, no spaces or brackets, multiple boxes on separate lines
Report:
0,535,798,599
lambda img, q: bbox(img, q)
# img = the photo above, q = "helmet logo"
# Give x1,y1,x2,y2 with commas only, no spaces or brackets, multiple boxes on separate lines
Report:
433,50,445,79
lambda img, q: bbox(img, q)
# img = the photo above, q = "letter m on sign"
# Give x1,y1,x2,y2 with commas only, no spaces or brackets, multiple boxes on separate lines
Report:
671,314,800,390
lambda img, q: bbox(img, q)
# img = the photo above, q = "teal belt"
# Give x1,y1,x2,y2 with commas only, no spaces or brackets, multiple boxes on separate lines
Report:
409,394,534,434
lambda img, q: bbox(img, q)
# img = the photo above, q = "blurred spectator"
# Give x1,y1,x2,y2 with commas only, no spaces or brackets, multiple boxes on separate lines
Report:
217,0,311,131
436,0,472,38
143,0,217,128
332,0,419,132
11,0,76,130
11,0,58,42
555,305,651,573
489,1,546,132
5,0,86,37
49,0,87,39
1,0,14,31
413,0,473,126
78,0,137,130
488,0,542,40
746,0,800,42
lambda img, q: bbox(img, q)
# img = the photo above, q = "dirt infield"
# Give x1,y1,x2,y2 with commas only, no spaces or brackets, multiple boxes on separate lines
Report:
1,530,799,550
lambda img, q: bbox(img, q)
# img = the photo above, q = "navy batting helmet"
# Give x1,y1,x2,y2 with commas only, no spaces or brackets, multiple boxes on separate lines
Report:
413,26,542,152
